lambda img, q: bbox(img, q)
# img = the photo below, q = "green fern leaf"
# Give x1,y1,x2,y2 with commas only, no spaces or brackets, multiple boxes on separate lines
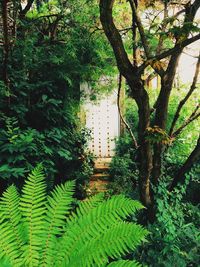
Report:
67,193,105,223
19,165,47,267
0,185,24,252
56,195,146,266
41,180,75,267
68,222,148,266
0,167,148,267
108,260,142,267
0,222,23,266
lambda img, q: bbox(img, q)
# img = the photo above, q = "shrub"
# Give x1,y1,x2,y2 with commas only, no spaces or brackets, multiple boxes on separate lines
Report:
0,165,148,267
0,117,93,196
135,177,200,267
107,134,139,197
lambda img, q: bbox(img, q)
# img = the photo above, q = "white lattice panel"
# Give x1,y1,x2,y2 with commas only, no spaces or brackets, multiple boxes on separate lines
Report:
85,92,120,158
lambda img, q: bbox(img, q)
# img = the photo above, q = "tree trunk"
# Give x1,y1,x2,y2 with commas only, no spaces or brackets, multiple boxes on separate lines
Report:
99,0,153,209
1,0,10,88
133,87,152,208
152,53,182,184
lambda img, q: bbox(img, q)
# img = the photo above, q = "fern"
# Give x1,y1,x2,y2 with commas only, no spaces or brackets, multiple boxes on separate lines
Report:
20,164,47,267
0,166,148,267
41,181,75,267
0,185,24,249
56,195,145,266
108,260,142,267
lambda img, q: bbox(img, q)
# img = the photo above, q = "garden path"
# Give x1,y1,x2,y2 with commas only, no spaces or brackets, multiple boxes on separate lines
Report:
88,158,111,193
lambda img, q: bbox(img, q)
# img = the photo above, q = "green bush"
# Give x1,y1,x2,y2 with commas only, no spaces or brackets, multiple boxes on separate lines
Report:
135,177,200,267
108,134,139,197
0,165,148,267
0,116,93,195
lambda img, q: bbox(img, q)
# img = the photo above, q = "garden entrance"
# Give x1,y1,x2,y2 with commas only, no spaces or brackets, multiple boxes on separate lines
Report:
84,91,120,158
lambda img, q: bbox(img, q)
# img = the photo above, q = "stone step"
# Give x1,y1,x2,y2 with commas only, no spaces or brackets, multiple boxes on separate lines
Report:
94,166,109,174
91,173,109,181
95,158,112,167
89,180,109,192
87,158,111,195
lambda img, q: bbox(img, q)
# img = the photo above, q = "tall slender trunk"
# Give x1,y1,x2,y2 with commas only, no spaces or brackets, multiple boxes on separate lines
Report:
152,78,171,184
129,81,153,208
152,53,181,184
1,0,10,88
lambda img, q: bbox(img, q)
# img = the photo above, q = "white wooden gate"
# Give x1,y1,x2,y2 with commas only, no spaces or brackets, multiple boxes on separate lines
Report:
84,91,120,158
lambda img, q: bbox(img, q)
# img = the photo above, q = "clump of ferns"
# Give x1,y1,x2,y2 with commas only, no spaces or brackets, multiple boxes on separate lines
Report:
0,165,148,267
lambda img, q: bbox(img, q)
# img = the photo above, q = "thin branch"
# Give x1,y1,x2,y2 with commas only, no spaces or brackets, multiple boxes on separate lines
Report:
1,0,10,90
117,74,138,149
170,134,200,191
128,0,150,59
99,0,135,83
156,1,168,55
138,33,200,73
19,0,34,18
169,54,200,136
172,104,200,137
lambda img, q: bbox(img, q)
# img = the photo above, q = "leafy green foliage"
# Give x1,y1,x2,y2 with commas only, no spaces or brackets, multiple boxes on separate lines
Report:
0,0,113,194
134,177,200,267
108,134,139,197
0,166,148,267
145,126,172,145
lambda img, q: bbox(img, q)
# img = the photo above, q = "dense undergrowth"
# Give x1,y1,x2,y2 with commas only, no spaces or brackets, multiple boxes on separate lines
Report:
109,93,200,267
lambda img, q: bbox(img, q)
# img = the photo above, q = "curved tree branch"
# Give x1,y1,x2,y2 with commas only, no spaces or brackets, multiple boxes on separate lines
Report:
100,0,153,208
99,0,135,82
170,135,200,191
138,33,200,74
117,74,138,149
19,0,34,18
128,0,150,59
172,104,200,138
169,54,200,136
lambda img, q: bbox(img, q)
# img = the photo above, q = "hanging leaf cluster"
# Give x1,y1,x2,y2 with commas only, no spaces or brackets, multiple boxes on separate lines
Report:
145,126,172,145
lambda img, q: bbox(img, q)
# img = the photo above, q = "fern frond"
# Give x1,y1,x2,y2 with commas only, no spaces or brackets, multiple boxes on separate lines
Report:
0,257,13,267
56,195,145,266
41,180,75,267
0,185,24,251
108,260,142,267
19,165,47,267
67,193,105,223
0,167,147,267
68,222,148,267
0,222,23,267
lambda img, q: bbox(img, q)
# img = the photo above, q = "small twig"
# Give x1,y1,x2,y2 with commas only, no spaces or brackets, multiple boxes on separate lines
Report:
156,2,168,55
128,0,150,59
117,74,138,149
172,104,200,137
169,53,200,136
138,33,200,74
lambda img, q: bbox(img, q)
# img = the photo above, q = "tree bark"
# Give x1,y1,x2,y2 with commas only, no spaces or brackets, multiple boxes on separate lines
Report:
151,0,199,183
152,52,182,184
1,0,10,88
99,0,153,208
